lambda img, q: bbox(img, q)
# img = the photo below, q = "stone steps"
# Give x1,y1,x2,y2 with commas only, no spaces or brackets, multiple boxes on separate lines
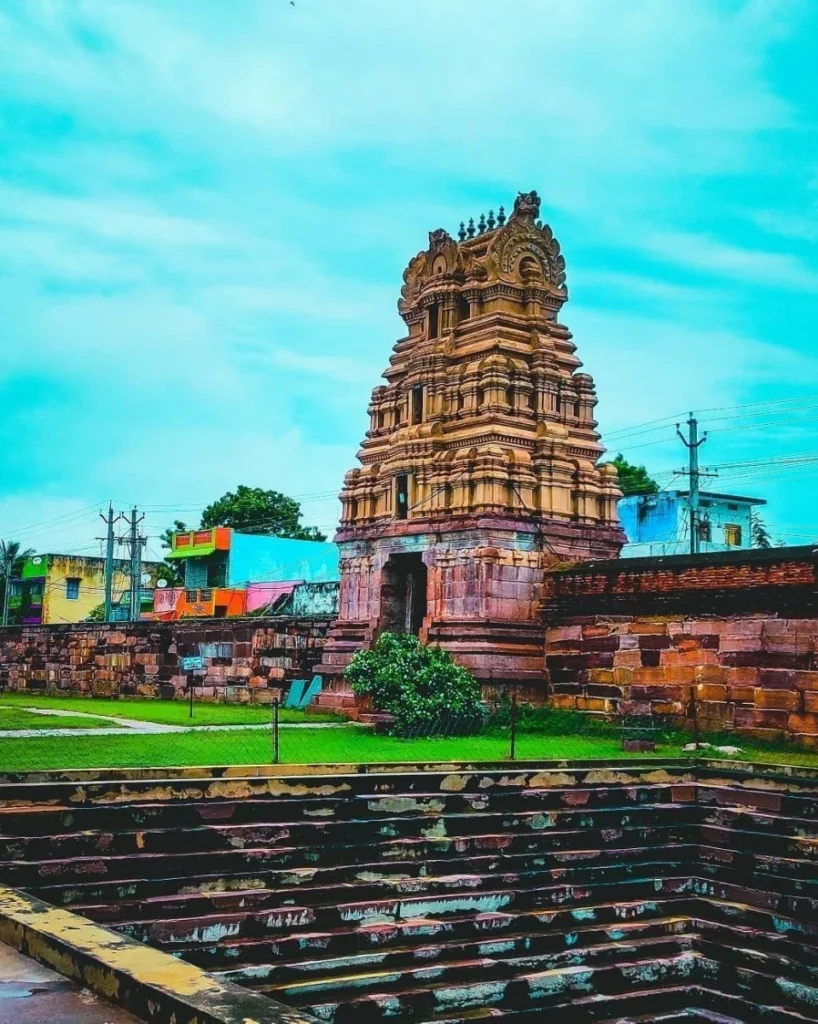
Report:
0,781,703,834
56,850,696,922
178,898,685,969
0,761,816,1022
267,934,696,1006
115,876,695,948
212,915,691,986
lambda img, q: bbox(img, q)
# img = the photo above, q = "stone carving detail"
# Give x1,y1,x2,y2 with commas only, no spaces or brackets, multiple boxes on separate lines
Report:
487,206,566,289
511,189,541,222
428,228,453,250
320,190,627,690
341,188,621,542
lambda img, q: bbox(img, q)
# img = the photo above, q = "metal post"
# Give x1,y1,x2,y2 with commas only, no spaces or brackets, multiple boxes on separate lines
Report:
1,561,10,627
123,507,145,622
676,414,708,555
688,685,700,750
189,674,194,718
273,698,280,764
100,504,118,622
509,692,518,761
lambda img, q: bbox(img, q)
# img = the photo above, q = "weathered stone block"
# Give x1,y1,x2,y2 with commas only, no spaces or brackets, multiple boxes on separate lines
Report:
754,688,800,711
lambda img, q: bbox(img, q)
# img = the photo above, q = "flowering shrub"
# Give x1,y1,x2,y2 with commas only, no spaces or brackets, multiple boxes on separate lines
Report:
345,632,484,736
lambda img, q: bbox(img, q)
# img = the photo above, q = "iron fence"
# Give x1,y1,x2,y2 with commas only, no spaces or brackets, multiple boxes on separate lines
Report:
0,685,816,774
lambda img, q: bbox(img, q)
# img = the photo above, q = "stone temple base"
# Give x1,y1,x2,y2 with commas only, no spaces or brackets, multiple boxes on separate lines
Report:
313,514,624,705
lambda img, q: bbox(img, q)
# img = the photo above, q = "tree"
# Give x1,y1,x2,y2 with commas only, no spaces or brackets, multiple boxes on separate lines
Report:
157,519,187,587
345,632,484,736
199,486,327,541
85,603,106,622
0,540,34,626
611,454,659,497
160,519,188,552
751,511,773,549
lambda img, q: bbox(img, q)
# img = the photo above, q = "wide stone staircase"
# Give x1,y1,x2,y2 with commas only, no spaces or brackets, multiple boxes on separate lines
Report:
0,760,817,1023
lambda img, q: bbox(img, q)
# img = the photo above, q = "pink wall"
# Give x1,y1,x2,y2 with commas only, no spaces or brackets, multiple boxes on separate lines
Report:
246,581,300,613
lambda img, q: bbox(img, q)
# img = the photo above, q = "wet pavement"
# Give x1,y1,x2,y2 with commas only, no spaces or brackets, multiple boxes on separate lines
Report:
0,940,142,1024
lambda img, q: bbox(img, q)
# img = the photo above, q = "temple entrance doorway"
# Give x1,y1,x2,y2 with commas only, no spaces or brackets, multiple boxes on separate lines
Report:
379,553,427,636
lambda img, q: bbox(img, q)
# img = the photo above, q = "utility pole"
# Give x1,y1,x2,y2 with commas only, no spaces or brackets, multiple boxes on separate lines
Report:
1,561,10,627
124,507,145,622
99,504,122,622
676,413,715,555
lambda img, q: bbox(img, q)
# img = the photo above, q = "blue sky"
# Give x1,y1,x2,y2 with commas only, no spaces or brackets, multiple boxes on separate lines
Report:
1,0,817,557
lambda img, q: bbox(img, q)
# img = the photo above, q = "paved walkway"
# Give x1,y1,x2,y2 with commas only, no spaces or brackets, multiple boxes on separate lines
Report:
0,939,141,1023
0,705,348,739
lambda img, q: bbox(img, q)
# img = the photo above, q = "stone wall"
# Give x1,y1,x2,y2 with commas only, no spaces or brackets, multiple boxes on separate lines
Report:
544,546,818,745
0,617,331,701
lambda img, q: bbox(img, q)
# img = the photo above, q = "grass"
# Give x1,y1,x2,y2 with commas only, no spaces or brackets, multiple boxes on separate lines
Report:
5,722,818,774
0,725,688,772
0,706,115,731
0,692,338,726
1,694,817,774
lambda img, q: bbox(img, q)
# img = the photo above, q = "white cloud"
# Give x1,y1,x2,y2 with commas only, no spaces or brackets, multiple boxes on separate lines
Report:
0,0,815,548
633,231,818,290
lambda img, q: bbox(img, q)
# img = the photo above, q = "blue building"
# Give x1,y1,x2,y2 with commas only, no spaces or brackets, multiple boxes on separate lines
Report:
160,527,340,618
618,490,766,558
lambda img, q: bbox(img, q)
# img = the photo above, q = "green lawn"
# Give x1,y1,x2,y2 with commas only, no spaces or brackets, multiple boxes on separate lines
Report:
0,706,115,731
0,724,817,773
1,695,817,774
0,693,337,726
0,725,689,772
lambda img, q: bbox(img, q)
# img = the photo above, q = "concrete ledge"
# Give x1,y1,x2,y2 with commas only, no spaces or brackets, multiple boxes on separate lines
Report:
2,754,818,787
0,886,318,1024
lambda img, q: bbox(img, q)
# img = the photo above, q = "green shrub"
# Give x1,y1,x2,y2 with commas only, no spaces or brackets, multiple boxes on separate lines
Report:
345,632,484,737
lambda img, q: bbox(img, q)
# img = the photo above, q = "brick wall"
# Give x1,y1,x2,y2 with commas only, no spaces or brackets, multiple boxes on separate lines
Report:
0,617,331,701
544,544,818,616
544,546,818,746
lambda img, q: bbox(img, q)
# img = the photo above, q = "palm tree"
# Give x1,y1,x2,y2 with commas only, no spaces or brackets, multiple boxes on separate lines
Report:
1,540,34,626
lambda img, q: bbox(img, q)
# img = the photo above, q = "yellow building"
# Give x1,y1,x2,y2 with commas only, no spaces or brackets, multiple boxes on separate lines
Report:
11,554,160,624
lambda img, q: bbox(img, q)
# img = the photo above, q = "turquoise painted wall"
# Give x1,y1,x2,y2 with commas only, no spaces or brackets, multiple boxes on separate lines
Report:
228,534,339,587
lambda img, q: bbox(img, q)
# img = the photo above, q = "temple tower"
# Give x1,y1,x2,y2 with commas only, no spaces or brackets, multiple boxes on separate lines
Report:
317,190,625,694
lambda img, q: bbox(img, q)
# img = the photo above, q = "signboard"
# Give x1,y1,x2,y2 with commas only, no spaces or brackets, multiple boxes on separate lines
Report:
180,655,205,672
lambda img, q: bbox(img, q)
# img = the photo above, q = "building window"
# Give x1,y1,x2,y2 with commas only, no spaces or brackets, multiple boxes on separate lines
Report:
66,578,81,600
396,474,409,520
185,590,199,603
411,385,424,424
697,518,712,543
727,503,739,512
29,581,43,598
724,524,742,547
9,581,21,597
428,304,439,339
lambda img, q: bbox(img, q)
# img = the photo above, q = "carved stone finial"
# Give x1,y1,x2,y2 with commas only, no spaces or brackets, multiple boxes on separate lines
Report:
497,205,506,226
478,213,486,234
458,221,467,242
466,218,475,239
487,209,496,230
429,228,452,251
511,190,541,222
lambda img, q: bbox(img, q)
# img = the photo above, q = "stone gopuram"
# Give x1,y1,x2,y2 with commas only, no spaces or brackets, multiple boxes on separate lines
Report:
317,190,625,695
